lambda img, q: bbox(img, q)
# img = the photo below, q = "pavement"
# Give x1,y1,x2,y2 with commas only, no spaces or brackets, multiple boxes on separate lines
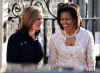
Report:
3,70,100,73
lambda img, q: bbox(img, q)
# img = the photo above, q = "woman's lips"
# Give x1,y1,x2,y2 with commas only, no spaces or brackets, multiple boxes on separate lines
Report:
63,24,70,27
63,24,73,29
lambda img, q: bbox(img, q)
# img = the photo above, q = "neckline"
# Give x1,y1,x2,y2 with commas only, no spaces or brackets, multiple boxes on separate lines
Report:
60,27,81,40
20,28,38,41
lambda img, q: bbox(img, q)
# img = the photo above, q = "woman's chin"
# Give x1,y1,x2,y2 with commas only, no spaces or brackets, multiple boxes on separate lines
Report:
37,29,40,31
36,28,40,31
64,27,72,30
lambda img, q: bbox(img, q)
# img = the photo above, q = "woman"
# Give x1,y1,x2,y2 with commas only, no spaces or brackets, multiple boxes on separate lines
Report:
6,6,43,71
48,3,95,71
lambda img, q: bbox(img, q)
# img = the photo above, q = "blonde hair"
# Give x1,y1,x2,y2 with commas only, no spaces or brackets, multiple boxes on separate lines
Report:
20,6,42,30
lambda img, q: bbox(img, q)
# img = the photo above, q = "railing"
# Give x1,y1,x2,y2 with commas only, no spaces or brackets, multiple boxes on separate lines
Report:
5,0,100,66
4,70,100,73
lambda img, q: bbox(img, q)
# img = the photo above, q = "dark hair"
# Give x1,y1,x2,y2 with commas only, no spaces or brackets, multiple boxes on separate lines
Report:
57,3,81,30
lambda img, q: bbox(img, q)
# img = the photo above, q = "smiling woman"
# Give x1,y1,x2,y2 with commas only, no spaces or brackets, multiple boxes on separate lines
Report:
6,6,44,72
48,2,96,72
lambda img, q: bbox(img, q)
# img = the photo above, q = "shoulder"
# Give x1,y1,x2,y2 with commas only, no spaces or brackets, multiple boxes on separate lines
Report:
80,27,93,39
51,29,61,38
80,27,89,33
8,31,22,42
49,33,58,42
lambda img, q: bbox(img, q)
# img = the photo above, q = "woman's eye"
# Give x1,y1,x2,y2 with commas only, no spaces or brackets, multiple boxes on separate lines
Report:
61,18,72,21
37,18,42,20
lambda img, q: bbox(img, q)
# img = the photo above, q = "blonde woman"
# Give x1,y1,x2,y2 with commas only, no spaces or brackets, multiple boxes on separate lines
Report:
6,6,43,72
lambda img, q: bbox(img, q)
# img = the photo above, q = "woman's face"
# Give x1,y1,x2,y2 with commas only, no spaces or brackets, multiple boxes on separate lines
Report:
60,12,75,30
31,14,43,32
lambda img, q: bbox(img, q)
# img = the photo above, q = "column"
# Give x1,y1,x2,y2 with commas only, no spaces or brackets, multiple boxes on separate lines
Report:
87,0,93,31
96,0,100,31
0,0,3,72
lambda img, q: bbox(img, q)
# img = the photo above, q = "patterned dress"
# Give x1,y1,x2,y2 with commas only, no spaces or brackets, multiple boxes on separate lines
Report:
48,27,96,71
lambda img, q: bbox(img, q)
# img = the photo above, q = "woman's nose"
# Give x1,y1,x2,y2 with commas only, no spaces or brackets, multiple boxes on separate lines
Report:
64,20,69,24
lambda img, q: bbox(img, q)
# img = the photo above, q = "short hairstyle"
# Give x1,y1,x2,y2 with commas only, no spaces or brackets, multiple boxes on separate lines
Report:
57,3,81,30
20,6,42,30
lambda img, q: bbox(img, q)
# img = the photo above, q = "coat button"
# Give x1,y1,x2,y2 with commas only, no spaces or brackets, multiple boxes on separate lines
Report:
24,41,27,44
20,42,23,46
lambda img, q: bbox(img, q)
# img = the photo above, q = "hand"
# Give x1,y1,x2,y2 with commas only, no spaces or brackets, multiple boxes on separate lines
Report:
87,66,95,72
65,36,76,46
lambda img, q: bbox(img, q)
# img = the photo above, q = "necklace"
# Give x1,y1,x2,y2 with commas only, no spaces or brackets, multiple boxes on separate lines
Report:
63,29,79,46
64,29,78,39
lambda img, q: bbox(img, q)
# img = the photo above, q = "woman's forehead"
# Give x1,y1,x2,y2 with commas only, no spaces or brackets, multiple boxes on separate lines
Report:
60,12,72,17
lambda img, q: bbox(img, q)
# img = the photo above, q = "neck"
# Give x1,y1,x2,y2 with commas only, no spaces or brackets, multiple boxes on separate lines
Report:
28,30,36,39
65,27,76,35
62,27,79,38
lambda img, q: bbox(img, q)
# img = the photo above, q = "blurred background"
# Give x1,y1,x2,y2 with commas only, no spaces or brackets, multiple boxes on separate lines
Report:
0,0,100,72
